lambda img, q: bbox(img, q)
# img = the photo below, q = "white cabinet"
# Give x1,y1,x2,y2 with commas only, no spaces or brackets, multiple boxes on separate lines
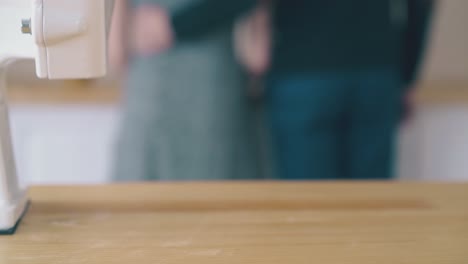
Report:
7,104,468,184
398,106,468,181
10,105,119,185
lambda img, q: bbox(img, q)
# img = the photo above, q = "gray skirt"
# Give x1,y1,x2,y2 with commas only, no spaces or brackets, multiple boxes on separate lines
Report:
112,0,264,180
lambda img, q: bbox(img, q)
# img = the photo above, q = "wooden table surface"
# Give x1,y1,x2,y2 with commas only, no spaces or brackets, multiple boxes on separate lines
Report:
1,182,467,263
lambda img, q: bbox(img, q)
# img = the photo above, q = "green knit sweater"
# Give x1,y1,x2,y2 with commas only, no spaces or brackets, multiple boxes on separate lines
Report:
171,0,435,86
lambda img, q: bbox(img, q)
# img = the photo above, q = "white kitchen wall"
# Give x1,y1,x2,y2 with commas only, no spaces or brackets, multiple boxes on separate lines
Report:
0,1,35,58
421,0,468,82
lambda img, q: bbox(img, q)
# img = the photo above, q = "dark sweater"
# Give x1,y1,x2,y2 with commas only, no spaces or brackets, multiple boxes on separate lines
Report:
171,0,435,86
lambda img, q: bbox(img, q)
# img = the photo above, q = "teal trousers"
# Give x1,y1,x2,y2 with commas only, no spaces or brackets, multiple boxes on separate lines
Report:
267,70,402,180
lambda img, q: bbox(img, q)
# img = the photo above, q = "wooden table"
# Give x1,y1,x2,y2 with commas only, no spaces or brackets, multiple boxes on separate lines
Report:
1,182,467,263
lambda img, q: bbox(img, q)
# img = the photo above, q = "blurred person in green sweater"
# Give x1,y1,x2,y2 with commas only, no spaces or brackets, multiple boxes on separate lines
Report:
124,0,435,180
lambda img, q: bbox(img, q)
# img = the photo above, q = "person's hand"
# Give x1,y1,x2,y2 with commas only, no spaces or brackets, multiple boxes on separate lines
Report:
401,89,416,124
131,5,174,56
108,31,128,73
234,4,272,76
108,0,130,73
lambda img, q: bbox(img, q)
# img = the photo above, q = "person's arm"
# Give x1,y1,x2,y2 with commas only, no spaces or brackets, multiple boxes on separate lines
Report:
171,0,257,42
402,0,436,87
108,0,129,71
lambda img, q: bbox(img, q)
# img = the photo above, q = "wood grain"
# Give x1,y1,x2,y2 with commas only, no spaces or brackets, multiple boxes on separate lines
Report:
8,81,121,105
7,81,468,105
415,81,468,105
0,182,467,263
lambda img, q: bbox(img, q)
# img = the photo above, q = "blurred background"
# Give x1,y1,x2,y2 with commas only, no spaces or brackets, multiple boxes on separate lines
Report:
2,0,468,184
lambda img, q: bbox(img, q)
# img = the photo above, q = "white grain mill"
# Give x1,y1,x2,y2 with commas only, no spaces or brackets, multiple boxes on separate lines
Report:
0,0,107,234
